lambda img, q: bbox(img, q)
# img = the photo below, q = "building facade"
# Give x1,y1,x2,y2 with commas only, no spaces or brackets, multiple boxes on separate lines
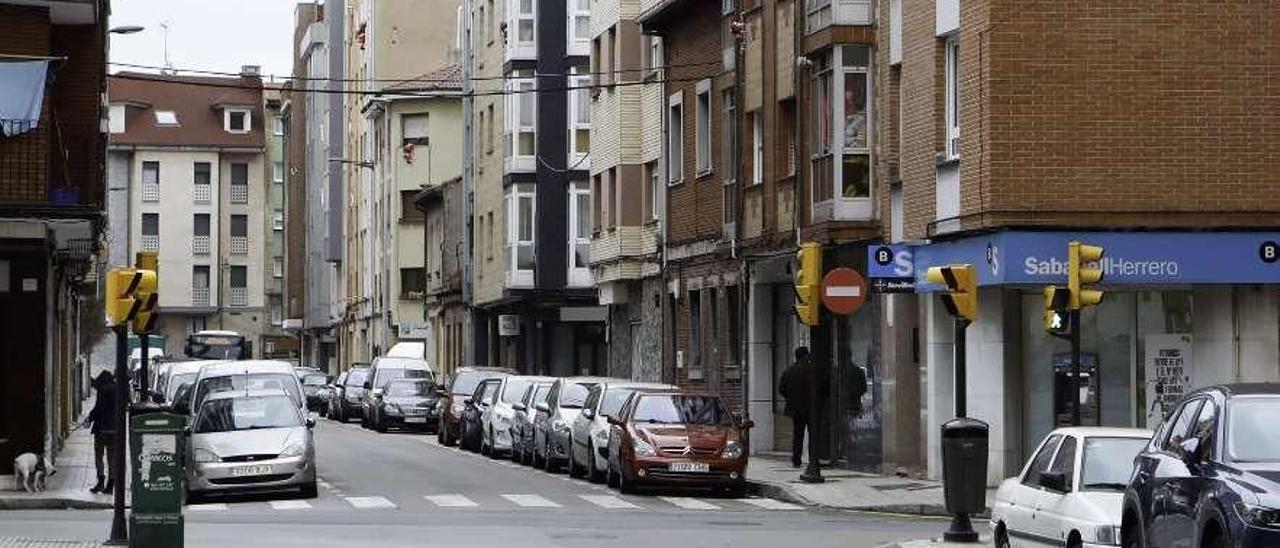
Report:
261,85,297,359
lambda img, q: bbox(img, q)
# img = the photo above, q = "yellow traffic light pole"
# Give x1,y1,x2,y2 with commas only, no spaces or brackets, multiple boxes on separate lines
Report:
792,242,825,484
1065,241,1105,426
925,264,977,418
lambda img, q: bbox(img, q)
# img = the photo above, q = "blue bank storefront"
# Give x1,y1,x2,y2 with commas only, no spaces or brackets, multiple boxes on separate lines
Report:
897,231,1280,482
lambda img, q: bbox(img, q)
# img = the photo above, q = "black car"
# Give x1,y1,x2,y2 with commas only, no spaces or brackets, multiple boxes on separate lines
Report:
459,378,502,452
368,379,439,433
1122,384,1280,548
301,373,332,412
512,381,554,465
330,366,370,423
438,367,513,446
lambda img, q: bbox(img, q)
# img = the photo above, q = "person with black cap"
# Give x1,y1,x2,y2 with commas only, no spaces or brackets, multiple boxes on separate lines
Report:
83,371,117,494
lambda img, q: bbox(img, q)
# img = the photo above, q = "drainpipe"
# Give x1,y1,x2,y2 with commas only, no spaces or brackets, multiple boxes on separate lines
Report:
793,1,807,247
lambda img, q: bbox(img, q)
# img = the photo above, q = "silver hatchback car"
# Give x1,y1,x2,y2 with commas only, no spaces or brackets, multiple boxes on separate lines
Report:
186,389,317,501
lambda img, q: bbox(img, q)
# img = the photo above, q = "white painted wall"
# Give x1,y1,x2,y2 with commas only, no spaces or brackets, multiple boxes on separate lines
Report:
130,149,222,309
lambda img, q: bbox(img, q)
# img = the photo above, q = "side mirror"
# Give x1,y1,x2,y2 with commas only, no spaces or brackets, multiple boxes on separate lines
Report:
535,402,549,413
512,403,527,412
1179,437,1203,464
582,408,595,419
306,418,316,429
1038,471,1069,493
606,415,623,426
363,381,372,390
740,419,755,429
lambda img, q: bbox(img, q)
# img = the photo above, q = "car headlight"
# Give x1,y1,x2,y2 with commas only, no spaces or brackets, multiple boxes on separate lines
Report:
633,437,656,457
1093,524,1119,545
280,441,306,458
552,419,569,432
1236,502,1280,529
594,429,609,444
385,403,402,415
194,448,220,463
721,440,744,459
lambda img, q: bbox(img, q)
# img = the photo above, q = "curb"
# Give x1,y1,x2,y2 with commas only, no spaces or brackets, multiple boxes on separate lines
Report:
0,496,115,511
746,480,989,519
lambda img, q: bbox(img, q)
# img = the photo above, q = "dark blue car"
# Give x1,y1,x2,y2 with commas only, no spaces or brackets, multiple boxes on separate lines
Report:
1122,384,1280,548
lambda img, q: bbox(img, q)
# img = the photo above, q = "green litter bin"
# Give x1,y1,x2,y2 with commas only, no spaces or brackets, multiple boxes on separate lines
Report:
130,409,186,548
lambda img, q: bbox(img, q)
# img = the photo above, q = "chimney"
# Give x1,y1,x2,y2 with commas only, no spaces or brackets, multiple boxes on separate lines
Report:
240,65,261,77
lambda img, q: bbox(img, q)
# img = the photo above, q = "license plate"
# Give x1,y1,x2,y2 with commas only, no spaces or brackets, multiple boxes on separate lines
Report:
231,465,272,477
669,462,710,473
404,417,427,423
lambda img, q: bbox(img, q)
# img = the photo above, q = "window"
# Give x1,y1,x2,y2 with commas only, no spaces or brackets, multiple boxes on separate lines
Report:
647,36,663,75
141,213,160,252
779,99,797,176
401,268,425,298
607,168,618,228
225,108,250,133
667,94,684,184
890,183,904,242
568,180,591,282
155,110,178,126
591,174,602,232
273,257,283,278
723,0,735,14
810,50,834,203
569,0,589,43
689,289,702,368
1161,399,1204,453
506,70,536,157
723,89,737,183
270,296,283,325
273,116,284,136
272,162,283,183
842,45,872,199
402,113,429,146
569,69,591,156
230,214,249,254
192,265,210,305
944,36,960,159
273,212,284,231
506,184,535,282
142,161,160,201
194,162,210,186
1048,436,1077,491
486,104,495,153
647,161,661,221
751,112,763,185
1021,434,1063,488
605,28,617,87
193,214,210,237
230,163,249,203
486,0,495,43
486,212,495,260
806,0,833,33
515,0,535,44
229,266,248,306
1191,400,1218,459
695,81,712,175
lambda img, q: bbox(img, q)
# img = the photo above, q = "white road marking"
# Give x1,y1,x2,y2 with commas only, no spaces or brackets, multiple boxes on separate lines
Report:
579,494,641,509
344,496,397,509
737,498,803,510
501,494,561,508
424,494,479,508
659,497,720,510
269,500,312,510
186,503,228,511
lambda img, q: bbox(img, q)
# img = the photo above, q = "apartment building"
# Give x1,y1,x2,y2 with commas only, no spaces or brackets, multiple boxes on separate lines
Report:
470,0,606,374
415,175,466,378
340,0,461,368
280,3,316,355
107,71,269,356
0,0,108,470
261,85,297,359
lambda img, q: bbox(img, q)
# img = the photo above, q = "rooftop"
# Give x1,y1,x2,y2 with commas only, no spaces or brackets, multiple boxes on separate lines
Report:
108,72,265,149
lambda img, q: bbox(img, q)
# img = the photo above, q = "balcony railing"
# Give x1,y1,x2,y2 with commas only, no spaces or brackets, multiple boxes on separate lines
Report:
192,287,210,306
193,184,211,203
230,184,248,203
141,234,159,252
192,236,210,255
1,117,98,207
230,236,248,255
142,183,159,202
229,287,248,307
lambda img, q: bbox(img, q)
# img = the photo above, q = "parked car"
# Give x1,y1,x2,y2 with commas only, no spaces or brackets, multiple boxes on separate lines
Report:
293,366,321,381
361,357,433,429
155,360,208,404
570,381,677,482
990,427,1151,548
533,377,608,473
366,378,439,433
386,341,426,361
460,378,503,452
1122,384,1280,548
183,360,306,416
606,391,752,495
481,375,552,458
185,389,317,502
301,373,332,413
512,380,554,465
329,366,370,423
437,367,512,446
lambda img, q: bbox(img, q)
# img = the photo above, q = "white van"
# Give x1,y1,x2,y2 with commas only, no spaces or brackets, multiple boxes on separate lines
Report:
385,342,426,360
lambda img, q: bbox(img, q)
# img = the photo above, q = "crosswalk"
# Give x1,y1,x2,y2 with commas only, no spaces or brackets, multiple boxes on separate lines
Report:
182,492,802,513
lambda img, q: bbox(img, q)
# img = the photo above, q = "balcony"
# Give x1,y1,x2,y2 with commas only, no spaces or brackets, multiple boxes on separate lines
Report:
141,234,159,252
230,236,248,255
193,184,211,204
229,287,248,307
0,118,101,209
192,236,210,255
230,184,248,203
192,287,210,306
805,0,873,33
142,183,159,202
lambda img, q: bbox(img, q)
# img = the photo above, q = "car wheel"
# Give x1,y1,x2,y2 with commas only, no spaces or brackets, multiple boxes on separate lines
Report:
300,480,318,499
618,466,636,494
1202,530,1227,548
587,442,605,483
606,462,619,488
1122,524,1142,548
568,441,582,478
994,526,1010,548
374,415,388,433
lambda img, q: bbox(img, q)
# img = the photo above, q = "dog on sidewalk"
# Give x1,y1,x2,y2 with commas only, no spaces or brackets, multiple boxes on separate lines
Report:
14,452,57,492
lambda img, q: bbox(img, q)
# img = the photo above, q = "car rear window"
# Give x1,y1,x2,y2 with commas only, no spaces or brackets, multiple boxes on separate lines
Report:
502,379,533,404
559,382,596,408
195,373,302,410
451,372,487,396
374,367,433,389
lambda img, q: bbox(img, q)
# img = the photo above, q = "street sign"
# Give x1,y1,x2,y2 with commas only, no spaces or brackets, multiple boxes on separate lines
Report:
821,267,869,315
867,245,915,293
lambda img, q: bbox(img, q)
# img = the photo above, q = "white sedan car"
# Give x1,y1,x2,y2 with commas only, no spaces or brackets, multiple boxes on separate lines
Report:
991,427,1151,548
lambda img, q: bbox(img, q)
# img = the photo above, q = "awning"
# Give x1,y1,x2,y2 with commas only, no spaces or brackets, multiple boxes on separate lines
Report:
0,60,50,137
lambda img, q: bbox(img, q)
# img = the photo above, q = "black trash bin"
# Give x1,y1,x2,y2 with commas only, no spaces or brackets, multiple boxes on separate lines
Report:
941,418,989,542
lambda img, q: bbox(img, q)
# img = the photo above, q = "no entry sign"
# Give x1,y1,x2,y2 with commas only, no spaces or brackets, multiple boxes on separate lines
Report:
822,267,869,315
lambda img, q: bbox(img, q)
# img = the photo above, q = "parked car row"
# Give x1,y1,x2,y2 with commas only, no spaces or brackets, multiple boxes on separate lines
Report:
321,356,438,434
991,383,1280,548
429,368,753,496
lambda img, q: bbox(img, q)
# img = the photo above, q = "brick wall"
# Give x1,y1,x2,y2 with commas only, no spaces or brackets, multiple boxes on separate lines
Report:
895,0,940,241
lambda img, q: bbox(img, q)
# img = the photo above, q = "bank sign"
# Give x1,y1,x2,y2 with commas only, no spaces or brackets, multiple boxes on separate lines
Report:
912,231,1280,291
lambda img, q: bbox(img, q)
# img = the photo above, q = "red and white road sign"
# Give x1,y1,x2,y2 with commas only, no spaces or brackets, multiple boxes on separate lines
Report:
821,267,869,315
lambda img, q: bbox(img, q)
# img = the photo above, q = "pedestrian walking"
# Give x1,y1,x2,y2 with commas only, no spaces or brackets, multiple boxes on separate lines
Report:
779,347,827,468
84,371,117,494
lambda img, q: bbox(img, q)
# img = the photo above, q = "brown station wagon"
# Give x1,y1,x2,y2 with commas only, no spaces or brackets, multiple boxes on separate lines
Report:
605,391,753,496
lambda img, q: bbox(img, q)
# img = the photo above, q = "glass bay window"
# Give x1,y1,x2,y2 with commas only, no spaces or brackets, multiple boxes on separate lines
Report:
809,44,873,220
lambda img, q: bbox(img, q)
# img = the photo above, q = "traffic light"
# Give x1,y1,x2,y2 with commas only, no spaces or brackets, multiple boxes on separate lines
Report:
1068,241,1105,310
131,269,159,334
794,242,822,326
135,250,158,272
926,264,978,323
1043,286,1071,335
105,267,143,327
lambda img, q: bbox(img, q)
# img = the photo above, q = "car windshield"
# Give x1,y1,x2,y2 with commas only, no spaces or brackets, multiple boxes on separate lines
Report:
529,384,551,405
633,395,732,425
387,380,431,397
559,382,595,408
502,379,533,404
302,374,327,386
194,395,302,433
1080,437,1149,490
1228,397,1280,462
374,367,433,389
599,388,636,417
451,372,491,396
195,373,302,410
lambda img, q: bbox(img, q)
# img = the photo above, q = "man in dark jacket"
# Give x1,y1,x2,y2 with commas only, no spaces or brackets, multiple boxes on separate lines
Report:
779,347,826,468
84,371,116,494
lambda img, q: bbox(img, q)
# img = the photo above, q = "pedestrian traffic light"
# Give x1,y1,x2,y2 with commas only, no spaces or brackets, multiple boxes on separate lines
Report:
105,267,143,327
131,269,159,334
926,264,978,323
1043,286,1071,335
794,242,822,326
1068,241,1105,310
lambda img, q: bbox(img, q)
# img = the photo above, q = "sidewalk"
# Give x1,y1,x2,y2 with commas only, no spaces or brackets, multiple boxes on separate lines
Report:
0,540,103,548
0,426,116,510
745,454,996,517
